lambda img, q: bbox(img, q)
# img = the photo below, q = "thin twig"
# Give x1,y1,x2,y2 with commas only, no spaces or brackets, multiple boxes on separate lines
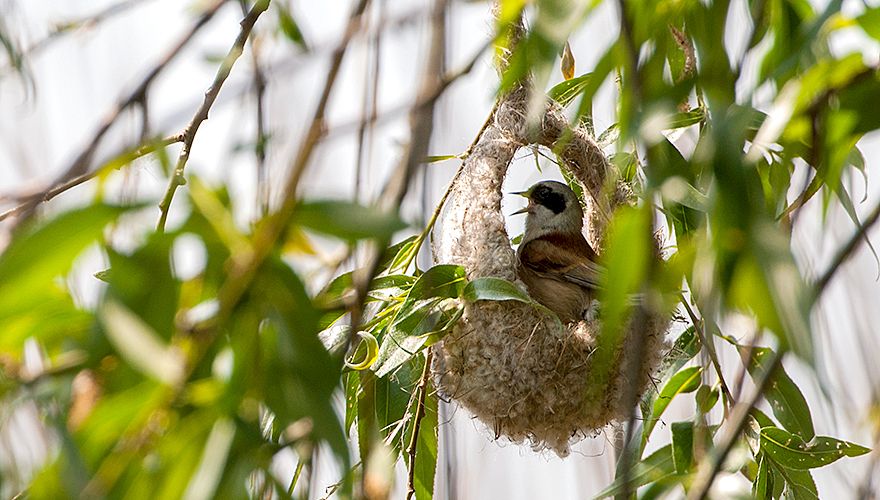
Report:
0,135,181,222
8,0,224,224
207,0,371,337
239,0,270,217
406,350,434,500
8,0,156,69
680,295,735,414
344,0,447,355
813,195,880,297
156,0,272,231
687,351,783,499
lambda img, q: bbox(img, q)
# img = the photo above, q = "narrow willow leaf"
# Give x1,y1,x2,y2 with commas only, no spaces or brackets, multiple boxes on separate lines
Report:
182,418,236,500
99,299,185,386
411,391,438,500
753,454,771,499
0,204,133,315
670,421,694,474
549,72,592,106
769,460,819,499
760,426,871,470
424,155,459,163
643,366,703,445
856,7,880,42
462,277,531,303
594,445,677,499
749,347,815,440
695,384,719,414
275,3,307,49
295,200,408,242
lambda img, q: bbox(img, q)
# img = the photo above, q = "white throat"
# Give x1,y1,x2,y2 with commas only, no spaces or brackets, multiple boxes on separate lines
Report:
522,205,584,242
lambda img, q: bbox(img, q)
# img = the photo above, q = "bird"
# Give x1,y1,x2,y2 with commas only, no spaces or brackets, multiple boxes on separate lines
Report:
511,180,605,323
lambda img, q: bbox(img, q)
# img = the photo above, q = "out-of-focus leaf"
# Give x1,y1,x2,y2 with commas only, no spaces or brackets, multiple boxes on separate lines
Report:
590,206,652,402
548,73,592,106
666,108,705,129
760,426,870,470
294,200,407,242
670,421,694,474
104,233,180,340
695,384,719,413
275,3,307,49
643,366,703,445
0,204,132,315
594,445,677,498
747,347,815,440
182,417,236,500
856,7,880,42
750,220,814,362
258,257,347,466
99,299,185,386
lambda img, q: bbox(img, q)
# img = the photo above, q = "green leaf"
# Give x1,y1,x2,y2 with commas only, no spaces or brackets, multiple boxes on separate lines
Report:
590,206,653,404
548,72,592,106
670,421,694,474
0,204,133,315
594,445,677,499
856,7,880,41
695,384,719,414
373,298,461,378
643,366,702,446
410,391,438,500
770,461,819,499
754,453,771,499
275,3,307,49
760,426,871,470
748,347,815,440
98,299,186,386
425,154,459,163
462,277,531,303
294,200,408,242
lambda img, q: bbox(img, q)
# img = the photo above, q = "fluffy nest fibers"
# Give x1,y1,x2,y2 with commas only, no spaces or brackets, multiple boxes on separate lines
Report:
432,88,670,456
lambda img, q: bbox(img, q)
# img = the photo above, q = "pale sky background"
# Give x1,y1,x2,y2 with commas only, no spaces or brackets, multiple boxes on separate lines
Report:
1,0,879,498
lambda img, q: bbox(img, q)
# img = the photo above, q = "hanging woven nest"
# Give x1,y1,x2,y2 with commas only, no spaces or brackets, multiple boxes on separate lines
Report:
432,87,670,456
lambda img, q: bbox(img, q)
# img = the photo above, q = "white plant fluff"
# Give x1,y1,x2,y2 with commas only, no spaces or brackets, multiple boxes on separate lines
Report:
433,88,670,456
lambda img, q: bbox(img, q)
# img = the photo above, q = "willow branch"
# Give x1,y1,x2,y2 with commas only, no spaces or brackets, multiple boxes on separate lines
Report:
156,0,272,231
813,194,880,297
687,351,783,500
8,0,224,223
0,135,181,222
680,295,734,414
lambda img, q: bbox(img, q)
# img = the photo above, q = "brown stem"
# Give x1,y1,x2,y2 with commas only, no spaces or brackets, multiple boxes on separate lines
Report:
680,295,735,414
687,350,783,500
8,0,224,225
406,350,434,500
156,0,272,232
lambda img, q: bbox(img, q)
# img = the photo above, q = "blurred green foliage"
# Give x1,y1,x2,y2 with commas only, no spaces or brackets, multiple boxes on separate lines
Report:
1,0,878,498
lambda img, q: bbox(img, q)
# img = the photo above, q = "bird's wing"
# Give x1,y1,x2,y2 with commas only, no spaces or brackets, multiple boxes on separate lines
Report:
518,233,605,289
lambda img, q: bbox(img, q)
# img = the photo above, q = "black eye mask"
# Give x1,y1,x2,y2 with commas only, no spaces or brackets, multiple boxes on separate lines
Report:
531,186,566,214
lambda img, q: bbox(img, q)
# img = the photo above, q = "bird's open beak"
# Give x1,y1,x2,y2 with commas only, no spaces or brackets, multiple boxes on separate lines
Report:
509,190,532,215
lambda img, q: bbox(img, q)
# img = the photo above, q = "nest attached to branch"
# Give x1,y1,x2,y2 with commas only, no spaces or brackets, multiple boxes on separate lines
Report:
432,88,670,456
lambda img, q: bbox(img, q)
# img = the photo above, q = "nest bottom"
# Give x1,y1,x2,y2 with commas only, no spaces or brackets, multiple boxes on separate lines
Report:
432,300,669,456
